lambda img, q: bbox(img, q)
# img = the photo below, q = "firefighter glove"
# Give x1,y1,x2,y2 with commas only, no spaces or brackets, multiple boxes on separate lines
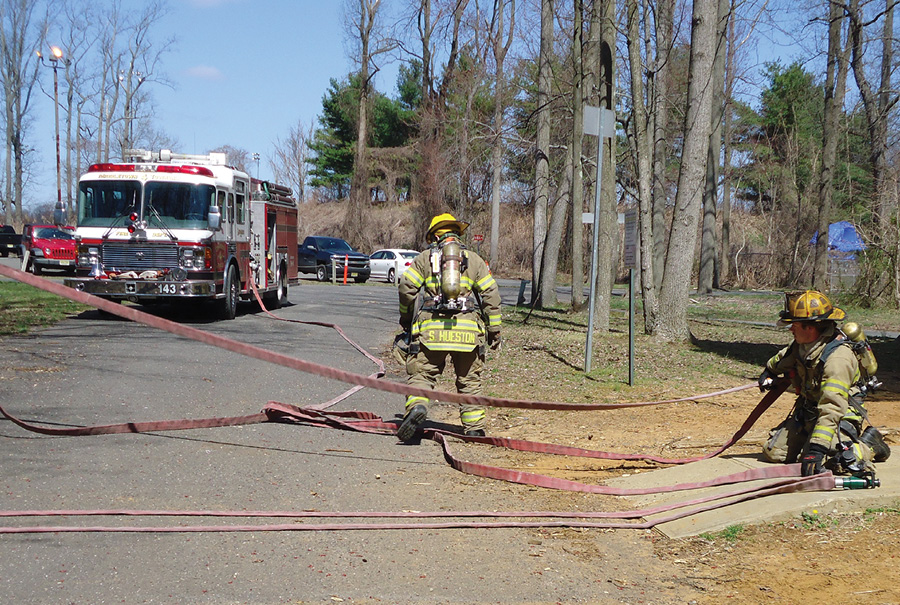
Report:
801,442,829,477
758,368,776,392
487,330,501,351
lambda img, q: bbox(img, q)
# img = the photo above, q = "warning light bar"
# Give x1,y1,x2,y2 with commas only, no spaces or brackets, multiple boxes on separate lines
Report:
87,163,215,178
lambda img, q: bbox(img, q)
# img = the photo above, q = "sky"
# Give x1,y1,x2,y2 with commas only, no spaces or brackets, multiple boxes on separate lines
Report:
30,0,398,208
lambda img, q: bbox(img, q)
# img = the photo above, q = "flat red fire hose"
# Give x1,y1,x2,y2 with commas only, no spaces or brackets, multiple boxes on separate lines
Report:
0,264,833,533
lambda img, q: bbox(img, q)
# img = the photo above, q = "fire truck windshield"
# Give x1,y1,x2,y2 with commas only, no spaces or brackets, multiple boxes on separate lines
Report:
144,182,215,229
78,180,215,229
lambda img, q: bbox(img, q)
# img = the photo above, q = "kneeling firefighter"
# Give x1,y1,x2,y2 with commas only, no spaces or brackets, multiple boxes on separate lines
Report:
395,213,502,441
759,290,890,477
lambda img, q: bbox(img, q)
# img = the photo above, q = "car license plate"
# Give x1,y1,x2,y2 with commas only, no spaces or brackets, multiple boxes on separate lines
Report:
59,260,71,266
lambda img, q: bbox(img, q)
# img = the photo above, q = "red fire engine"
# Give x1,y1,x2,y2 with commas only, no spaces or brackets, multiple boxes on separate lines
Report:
64,149,298,319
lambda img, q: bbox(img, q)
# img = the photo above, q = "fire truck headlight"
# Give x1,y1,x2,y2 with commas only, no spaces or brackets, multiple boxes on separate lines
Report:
180,246,210,270
78,246,99,267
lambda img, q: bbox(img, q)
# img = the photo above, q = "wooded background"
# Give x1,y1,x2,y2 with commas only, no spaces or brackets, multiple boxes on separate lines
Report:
3,0,899,341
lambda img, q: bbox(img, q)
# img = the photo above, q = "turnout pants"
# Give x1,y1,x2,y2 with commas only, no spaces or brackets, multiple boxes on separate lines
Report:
404,344,487,432
763,398,875,473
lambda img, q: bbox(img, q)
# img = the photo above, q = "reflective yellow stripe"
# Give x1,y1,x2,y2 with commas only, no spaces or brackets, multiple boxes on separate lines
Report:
488,313,502,327
476,274,496,290
405,396,428,410
812,425,836,442
418,318,482,331
461,409,485,423
405,268,425,288
823,377,851,396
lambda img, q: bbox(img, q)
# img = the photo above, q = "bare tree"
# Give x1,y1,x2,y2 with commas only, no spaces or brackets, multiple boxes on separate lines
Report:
813,0,850,290
586,0,617,331
488,0,515,267
270,118,315,203
650,0,676,292
210,145,252,173
533,0,553,304
848,0,897,229
698,0,730,293
656,0,717,341
115,0,173,159
569,0,585,309
1,0,46,226
625,0,659,333
57,0,98,222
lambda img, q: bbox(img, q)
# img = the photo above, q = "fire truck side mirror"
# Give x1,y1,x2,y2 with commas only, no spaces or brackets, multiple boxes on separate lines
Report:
208,205,221,231
53,202,66,227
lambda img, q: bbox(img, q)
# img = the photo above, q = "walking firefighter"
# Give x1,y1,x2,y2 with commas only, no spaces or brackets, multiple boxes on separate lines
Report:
759,290,891,477
395,213,502,442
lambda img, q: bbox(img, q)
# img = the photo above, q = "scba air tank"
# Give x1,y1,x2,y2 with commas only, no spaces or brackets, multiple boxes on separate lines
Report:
440,240,463,300
843,321,878,376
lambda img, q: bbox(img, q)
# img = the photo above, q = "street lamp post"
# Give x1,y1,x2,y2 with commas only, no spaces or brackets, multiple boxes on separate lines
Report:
38,46,67,224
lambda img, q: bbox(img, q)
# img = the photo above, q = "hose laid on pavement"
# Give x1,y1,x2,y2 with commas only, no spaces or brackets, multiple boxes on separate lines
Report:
1,263,818,533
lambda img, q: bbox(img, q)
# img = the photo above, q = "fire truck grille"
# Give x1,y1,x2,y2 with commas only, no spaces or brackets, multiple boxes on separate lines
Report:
102,243,179,271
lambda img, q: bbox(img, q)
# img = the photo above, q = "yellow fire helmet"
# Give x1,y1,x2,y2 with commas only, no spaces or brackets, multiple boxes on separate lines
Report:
777,290,846,326
426,213,469,243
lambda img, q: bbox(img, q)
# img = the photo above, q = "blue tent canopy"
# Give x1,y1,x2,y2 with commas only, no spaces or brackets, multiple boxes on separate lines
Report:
810,221,866,252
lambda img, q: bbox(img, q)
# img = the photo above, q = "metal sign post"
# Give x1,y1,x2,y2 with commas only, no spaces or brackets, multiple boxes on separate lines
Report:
583,105,616,374
623,210,638,385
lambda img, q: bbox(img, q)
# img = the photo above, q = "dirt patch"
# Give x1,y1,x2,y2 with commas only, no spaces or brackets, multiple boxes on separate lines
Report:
437,304,900,604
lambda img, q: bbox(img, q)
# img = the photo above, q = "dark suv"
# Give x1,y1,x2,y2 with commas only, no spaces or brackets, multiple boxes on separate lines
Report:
297,236,370,283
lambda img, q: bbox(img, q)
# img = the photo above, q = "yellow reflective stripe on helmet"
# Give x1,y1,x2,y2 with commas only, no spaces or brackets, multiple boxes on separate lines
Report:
475,274,496,290
405,267,425,288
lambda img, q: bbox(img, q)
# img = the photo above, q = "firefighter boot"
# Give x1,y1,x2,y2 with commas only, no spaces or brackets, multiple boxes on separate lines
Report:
860,427,891,462
397,405,428,442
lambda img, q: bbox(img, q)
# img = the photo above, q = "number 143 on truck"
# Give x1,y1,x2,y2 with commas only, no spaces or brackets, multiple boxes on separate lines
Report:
63,149,298,319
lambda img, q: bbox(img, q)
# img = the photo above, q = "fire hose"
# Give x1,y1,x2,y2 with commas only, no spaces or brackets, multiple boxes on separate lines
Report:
0,263,877,534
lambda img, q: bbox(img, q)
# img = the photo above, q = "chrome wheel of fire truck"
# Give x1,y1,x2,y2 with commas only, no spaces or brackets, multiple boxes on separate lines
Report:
219,265,239,320
275,264,288,308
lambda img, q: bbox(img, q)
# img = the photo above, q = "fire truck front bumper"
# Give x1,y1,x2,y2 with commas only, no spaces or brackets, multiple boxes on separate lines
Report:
64,277,216,300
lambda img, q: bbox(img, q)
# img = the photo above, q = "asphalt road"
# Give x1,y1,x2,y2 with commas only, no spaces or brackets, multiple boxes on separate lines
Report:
0,266,682,605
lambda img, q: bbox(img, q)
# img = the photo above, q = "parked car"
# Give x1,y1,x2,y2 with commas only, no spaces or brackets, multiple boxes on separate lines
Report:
369,248,420,283
21,224,77,275
297,235,370,283
0,224,21,257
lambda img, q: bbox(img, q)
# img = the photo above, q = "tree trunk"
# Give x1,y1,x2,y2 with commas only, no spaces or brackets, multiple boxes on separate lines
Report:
719,2,735,283
570,0,585,309
651,0,675,291
813,0,850,291
532,0,553,305
698,0,729,293
587,0,616,332
489,0,515,268
656,0,717,342
541,163,573,306
626,0,658,333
